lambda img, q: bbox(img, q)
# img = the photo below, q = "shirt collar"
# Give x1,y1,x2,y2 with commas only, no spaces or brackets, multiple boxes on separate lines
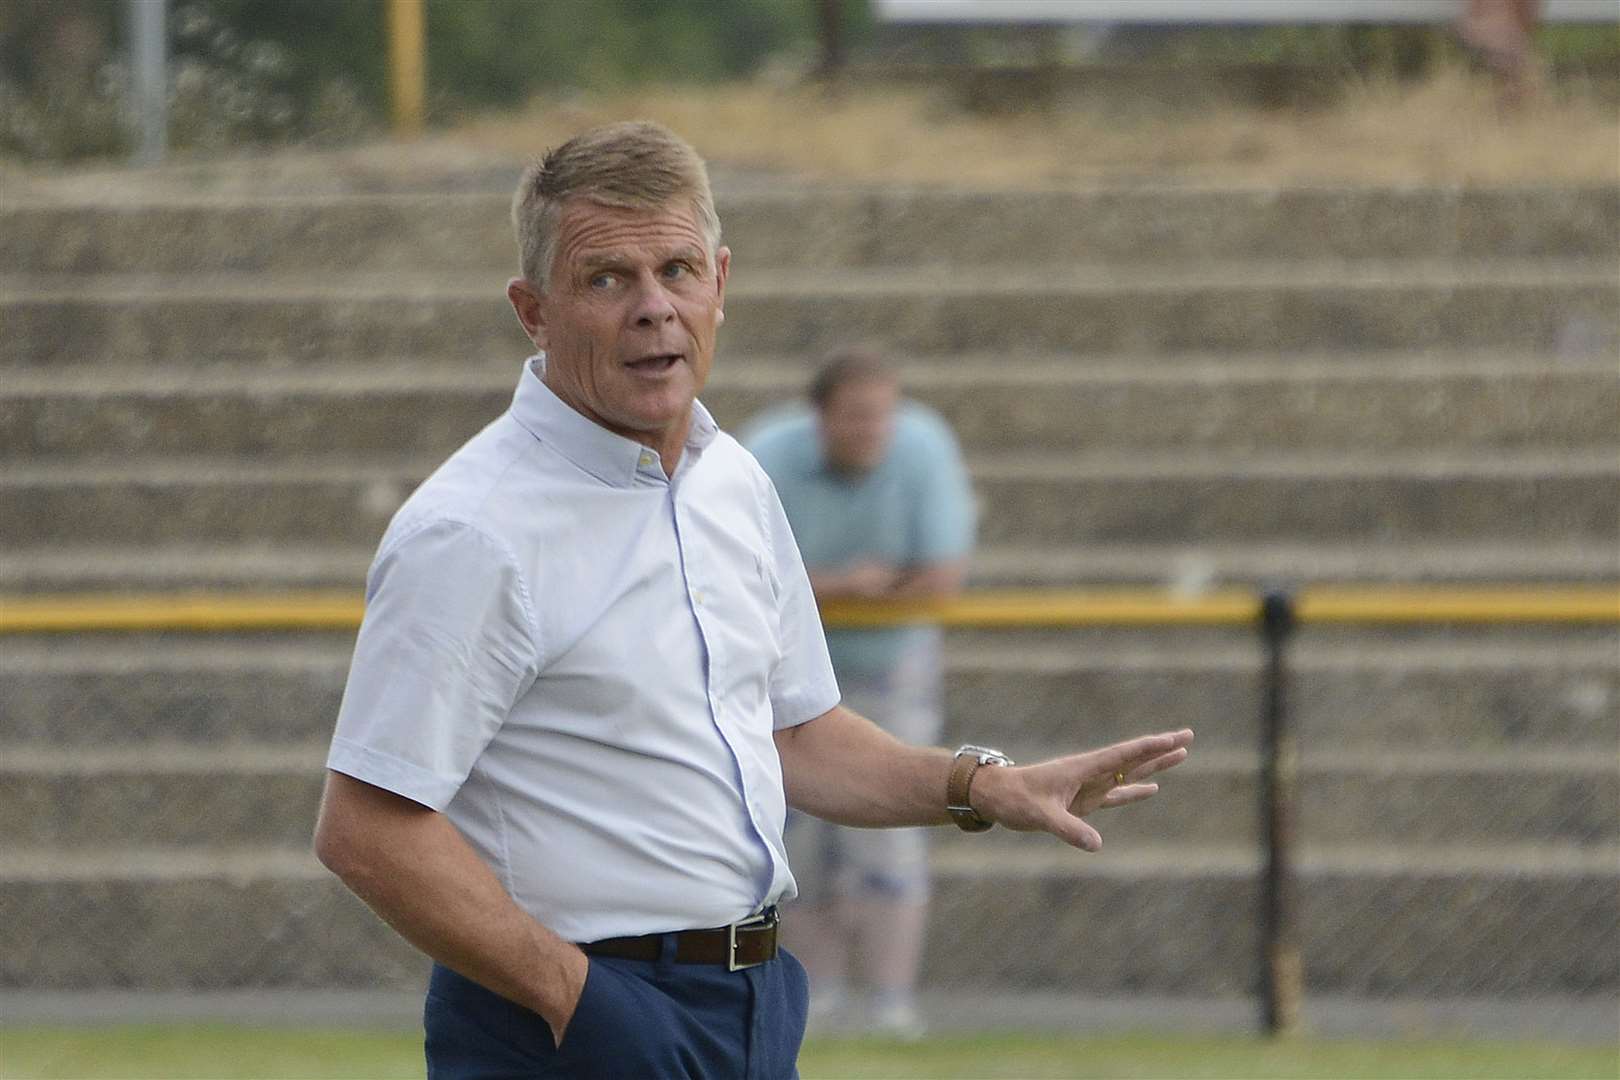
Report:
510,355,718,488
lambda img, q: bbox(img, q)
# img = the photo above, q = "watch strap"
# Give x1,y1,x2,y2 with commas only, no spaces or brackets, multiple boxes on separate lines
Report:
947,747,1005,832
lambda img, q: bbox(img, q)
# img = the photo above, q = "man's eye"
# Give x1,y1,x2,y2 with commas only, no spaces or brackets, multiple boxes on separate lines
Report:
662,263,690,280
589,273,615,289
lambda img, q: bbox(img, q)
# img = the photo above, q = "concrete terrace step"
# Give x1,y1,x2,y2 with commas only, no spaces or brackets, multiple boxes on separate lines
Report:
969,540,1620,587
15,260,1605,297
965,449,1620,546
4,187,1616,275
6,357,1617,460
0,545,378,593
4,451,1616,548
4,349,1608,388
4,635,1615,750
4,539,1615,595
3,747,1613,850
5,263,1615,365
921,845,1618,996
942,637,1620,749
1,848,1613,995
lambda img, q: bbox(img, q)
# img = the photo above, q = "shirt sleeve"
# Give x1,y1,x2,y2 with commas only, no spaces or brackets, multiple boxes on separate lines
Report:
326,518,541,810
760,476,841,730
907,415,977,563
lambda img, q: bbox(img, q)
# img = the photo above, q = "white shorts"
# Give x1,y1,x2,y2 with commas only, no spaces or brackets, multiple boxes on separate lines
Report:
785,644,943,904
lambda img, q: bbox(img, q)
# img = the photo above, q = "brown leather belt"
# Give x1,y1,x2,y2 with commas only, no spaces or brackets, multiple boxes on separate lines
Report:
581,908,779,971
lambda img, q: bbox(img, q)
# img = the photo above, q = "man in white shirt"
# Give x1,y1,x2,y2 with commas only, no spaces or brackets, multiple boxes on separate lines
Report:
313,121,1194,1079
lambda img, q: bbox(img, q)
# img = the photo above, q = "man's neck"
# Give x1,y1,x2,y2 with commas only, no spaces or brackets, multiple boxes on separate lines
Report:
644,419,690,478
541,368,691,478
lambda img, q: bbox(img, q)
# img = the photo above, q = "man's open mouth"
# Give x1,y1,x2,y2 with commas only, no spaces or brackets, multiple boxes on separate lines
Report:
627,353,682,373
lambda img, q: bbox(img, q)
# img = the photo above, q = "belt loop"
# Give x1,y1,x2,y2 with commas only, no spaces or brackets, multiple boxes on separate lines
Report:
657,930,679,968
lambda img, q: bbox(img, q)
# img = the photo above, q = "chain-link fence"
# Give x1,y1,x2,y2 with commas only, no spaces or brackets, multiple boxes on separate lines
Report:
930,604,1619,1039
3,593,1615,1042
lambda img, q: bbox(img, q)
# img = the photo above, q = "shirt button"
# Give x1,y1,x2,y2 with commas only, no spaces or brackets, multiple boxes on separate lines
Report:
638,451,654,467
692,590,705,604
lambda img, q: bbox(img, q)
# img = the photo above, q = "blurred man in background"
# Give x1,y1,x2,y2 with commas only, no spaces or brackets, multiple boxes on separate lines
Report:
745,348,976,1038
1458,0,1544,106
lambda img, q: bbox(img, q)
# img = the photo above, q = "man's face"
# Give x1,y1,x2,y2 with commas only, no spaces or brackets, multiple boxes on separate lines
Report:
818,376,899,475
512,198,729,451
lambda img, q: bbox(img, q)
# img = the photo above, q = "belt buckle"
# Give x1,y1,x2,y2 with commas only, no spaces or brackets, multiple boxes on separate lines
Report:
726,907,778,972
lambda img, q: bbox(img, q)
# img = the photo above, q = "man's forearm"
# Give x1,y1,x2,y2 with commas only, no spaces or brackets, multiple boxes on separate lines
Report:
888,560,966,600
775,705,954,827
778,712,1197,853
808,559,966,605
313,771,586,1037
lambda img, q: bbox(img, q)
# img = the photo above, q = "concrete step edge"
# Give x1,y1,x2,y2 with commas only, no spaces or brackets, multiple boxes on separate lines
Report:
946,637,1620,671
2,843,1614,881
2,744,1611,776
969,449,1620,479
6,449,1618,485
972,541,1620,584
4,541,1614,593
0,544,371,584
3,259,1616,300
5,354,1618,396
928,843,1620,878
6,182,1618,210
0,636,357,672
5,628,1616,674
7,179,1620,207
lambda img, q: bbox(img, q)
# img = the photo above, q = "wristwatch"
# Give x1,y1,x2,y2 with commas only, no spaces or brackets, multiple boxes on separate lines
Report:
946,744,1014,832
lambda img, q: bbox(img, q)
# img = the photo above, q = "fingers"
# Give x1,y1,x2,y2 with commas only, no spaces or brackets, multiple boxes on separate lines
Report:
1035,729,1195,849
1086,729,1195,778
1052,814,1104,853
1121,747,1190,785
1101,782,1158,809
1092,744,1188,810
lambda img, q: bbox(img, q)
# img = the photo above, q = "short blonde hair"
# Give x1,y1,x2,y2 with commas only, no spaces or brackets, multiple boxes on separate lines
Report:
511,120,722,289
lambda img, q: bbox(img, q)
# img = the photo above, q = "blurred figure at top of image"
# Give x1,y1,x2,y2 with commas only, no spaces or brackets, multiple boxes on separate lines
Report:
1457,0,1545,107
744,347,976,1039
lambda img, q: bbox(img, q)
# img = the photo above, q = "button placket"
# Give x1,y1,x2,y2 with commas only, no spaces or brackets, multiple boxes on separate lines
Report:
671,485,778,898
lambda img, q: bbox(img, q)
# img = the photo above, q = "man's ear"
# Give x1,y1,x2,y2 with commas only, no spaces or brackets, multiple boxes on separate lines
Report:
713,246,730,326
507,278,547,349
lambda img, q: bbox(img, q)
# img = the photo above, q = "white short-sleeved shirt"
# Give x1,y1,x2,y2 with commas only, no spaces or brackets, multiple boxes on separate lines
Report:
327,357,841,942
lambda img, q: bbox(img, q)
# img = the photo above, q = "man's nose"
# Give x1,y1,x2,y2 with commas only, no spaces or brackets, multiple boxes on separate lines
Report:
630,271,677,326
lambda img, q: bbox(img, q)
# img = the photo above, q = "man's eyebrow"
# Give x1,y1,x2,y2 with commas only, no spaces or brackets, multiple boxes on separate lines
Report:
574,245,705,269
575,250,631,272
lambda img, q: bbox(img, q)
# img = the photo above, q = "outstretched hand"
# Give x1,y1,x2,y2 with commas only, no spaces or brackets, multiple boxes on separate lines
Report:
971,729,1194,852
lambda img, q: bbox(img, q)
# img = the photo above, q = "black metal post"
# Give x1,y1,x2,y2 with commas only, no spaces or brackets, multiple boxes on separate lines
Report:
814,0,845,81
1259,588,1302,1035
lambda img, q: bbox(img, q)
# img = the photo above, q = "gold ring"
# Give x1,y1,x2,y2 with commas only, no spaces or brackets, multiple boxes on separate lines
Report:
1113,771,1126,786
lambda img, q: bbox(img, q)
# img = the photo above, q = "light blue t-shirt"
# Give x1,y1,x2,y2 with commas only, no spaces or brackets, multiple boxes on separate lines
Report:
743,401,976,680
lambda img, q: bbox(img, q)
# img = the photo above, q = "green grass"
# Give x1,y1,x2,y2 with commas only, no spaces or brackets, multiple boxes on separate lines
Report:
804,1034,1620,1079
1,1028,1616,1080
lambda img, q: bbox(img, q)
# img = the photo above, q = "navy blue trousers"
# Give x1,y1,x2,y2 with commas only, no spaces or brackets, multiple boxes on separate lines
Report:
424,946,809,1079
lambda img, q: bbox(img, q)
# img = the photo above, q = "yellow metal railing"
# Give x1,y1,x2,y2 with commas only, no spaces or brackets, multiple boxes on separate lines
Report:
387,0,426,136
1,585,1615,635
0,592,364,634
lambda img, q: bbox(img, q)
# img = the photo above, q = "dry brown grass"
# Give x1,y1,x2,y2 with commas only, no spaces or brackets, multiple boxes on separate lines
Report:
6,63,1613,200
450,66,1619,189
